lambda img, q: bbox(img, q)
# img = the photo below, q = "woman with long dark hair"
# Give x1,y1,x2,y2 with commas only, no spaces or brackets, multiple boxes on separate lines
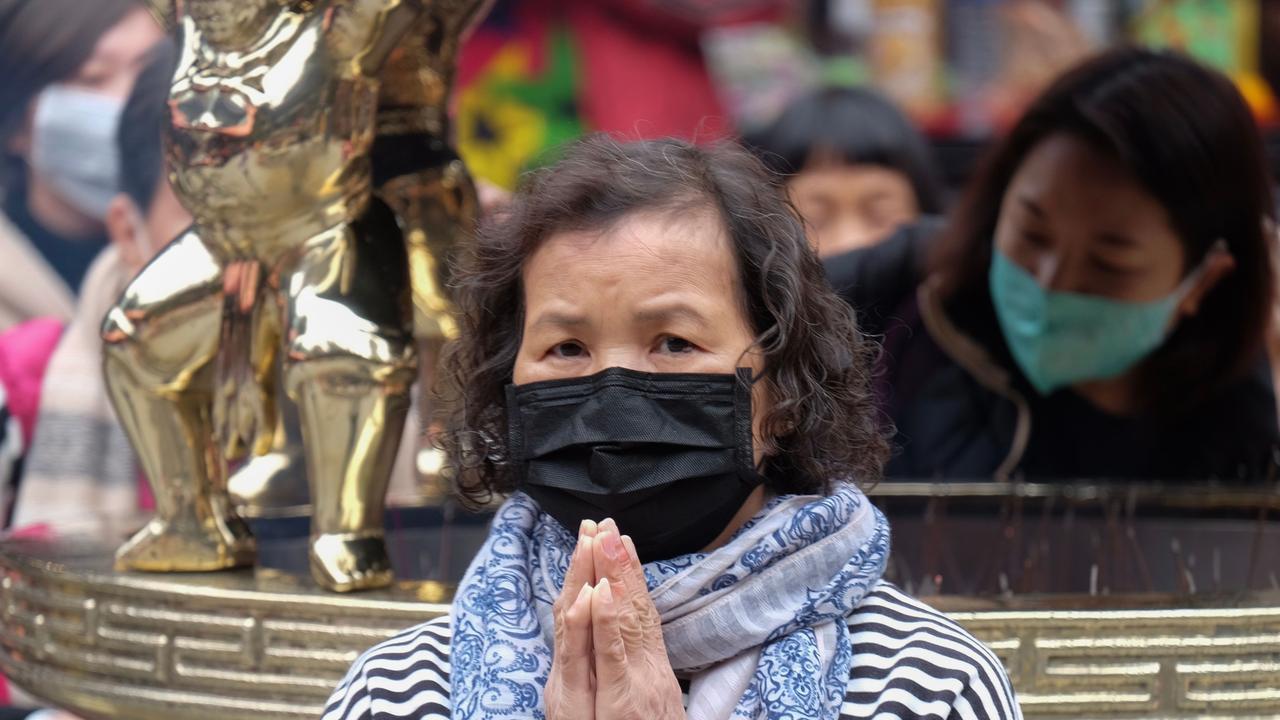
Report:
0,0,163,328
827,48,1279,481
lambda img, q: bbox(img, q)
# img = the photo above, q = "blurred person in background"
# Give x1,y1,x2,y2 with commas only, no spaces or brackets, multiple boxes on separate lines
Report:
3,40,185,537
746,86,944,257
827,48,1279,482
0,0,163,329
0,37,177,720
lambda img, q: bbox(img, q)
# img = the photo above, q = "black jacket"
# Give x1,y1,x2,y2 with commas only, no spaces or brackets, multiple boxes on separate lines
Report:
826,221,1280,483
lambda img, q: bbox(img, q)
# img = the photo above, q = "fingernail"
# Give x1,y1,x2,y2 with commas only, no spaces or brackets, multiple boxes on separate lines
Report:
580,535,593,555
600,518,617,533
601,531,623,561
576,582,592,604
580,519,597,538
597,577,613,603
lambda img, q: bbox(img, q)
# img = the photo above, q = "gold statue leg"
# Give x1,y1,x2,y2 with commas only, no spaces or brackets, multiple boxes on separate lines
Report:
102,230,255,571
280,208,416,592
227,402,310,511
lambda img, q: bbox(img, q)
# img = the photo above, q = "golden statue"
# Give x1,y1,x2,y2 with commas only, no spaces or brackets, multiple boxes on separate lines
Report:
104,0,480,592
224,0,482,512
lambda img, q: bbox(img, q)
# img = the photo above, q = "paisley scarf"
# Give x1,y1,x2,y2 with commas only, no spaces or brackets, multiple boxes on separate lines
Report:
450,484,890,719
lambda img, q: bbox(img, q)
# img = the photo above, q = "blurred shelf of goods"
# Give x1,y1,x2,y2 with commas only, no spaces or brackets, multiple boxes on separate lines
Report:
712,0,1280,186
452,0,1280,193
787,0,1275,137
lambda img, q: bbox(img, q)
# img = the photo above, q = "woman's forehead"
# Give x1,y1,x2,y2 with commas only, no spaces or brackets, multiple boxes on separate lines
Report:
1009,135,1177,242
531,210,731,274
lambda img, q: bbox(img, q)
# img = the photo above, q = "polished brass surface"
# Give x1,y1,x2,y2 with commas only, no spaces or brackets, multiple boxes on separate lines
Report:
0,536,448,720
102,0,484,592
103,230,256,573
5,536,1280,719
226,402,310,515
374,1,481,341
866,480,1280,509
948,600,1280,717
209,0,481,521
373,1,483,500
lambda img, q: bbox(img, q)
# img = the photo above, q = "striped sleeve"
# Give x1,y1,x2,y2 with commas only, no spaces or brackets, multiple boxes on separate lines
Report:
322,615,452,720
843,582,1022,720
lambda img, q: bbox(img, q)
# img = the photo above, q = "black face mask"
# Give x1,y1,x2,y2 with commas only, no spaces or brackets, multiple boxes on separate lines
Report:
506,367,763,563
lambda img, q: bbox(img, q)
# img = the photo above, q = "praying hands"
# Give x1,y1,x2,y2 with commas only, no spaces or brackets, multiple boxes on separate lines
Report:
544,519,686,720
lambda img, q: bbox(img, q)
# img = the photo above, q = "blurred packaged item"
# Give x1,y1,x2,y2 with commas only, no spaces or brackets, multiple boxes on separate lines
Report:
830,0,876,40
1133,0,1277,121
945,0,1002,135
806,0,876,55
1067,0,1118,47
702,23,822,133
870,0,944,121
989,0,1092,129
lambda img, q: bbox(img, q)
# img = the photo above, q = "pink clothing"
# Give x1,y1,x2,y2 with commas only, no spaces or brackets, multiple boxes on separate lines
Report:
0,317,63,447
0,318,60,708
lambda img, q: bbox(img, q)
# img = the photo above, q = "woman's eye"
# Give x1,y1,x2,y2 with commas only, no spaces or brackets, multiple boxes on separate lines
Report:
805,210,831,230
72,67,111,89
1089,257,1138,277
1021,231,1051,248
660,336,695,354
552,341,586,358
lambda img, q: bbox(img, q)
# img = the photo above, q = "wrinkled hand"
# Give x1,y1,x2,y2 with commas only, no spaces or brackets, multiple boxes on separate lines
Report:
545,519,599,720
545,519,685,720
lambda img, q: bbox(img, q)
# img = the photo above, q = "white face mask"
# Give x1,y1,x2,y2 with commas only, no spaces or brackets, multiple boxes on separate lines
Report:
30,85,124,220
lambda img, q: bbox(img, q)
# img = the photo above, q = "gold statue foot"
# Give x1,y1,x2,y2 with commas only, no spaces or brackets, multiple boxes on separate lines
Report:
310,531,394,592
228,450,310,512
116,516,256,572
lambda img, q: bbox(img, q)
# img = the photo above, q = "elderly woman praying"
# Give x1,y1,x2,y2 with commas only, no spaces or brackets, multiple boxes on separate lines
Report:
323,135,1020,720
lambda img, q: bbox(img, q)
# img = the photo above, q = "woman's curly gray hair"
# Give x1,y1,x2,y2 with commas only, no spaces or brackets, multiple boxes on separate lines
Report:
439,133,890,508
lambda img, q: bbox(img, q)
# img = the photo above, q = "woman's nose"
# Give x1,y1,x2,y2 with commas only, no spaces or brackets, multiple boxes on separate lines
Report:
590,347,655,375
819,217,880,258
1034,253,1065,290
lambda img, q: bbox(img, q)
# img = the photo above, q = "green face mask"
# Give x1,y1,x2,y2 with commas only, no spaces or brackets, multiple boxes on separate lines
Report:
988,248,1212,396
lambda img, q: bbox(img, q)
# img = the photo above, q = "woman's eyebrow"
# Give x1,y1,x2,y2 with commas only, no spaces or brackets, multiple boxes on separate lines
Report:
1096,231,1141,249
1018,196,1047,218
632,303,712,328
530,311,589,329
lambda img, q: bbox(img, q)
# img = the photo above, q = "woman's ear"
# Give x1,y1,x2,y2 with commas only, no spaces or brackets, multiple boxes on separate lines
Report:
104,194,149,270
5,103,35,156
1177,251,1236,318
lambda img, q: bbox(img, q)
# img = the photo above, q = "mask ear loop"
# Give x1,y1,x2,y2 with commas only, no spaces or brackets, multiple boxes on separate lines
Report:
1174,238,1229,300
732,367,761,481
504,384,528,483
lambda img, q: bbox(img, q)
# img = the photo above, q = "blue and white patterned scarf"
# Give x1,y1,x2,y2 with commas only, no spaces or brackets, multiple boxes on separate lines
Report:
450,484,890,720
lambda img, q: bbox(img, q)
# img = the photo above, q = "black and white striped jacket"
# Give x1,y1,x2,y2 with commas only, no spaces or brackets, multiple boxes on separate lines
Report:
323,582,1022,720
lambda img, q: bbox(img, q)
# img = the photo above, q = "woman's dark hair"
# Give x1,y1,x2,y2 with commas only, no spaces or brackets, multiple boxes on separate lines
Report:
118,39,177,213
745,86,945,214
0,0,143,147
932,47,1275,413
441,134,890,507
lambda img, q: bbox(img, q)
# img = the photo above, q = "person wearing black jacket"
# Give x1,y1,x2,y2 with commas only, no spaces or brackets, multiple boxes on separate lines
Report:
827,49,1280,483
